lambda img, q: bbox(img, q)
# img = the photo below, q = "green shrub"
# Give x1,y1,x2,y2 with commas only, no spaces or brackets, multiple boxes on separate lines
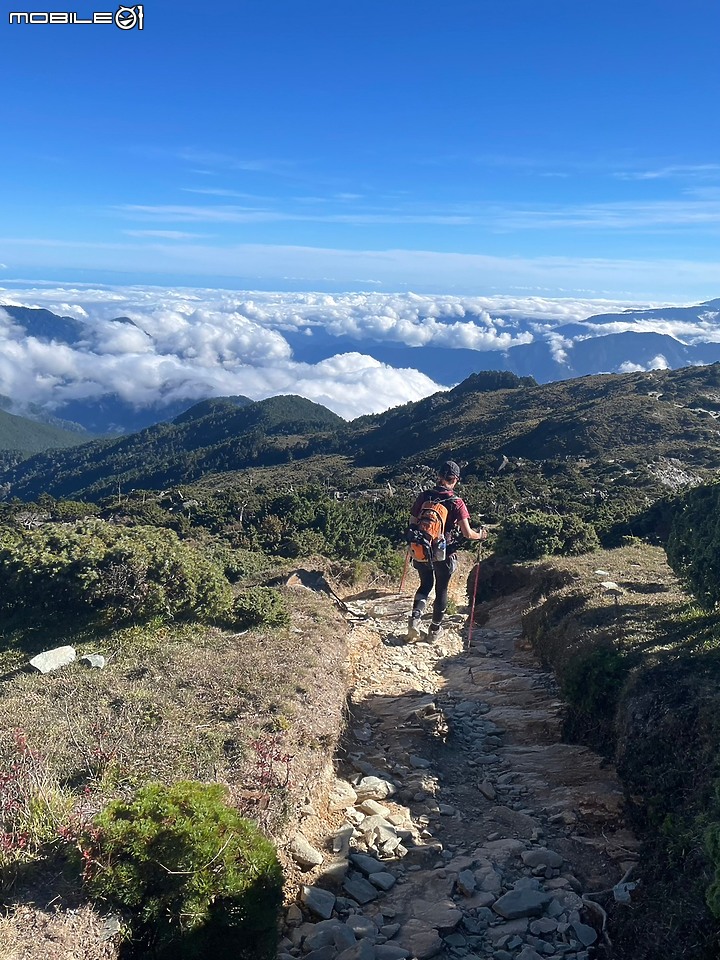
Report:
234,587,289,630
0,522,234,625
49,500,101,522
494,510,564,561
206,544,271,582
77,781,282,959
559,514,600,555
666,482,720,608
495,510,599,561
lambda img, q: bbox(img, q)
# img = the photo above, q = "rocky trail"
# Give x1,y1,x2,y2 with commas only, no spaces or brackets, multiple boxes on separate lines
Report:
278,574,640,960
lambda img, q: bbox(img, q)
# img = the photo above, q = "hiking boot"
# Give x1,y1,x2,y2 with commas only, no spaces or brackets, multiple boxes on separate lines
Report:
427,622,443,641
406,616,422,642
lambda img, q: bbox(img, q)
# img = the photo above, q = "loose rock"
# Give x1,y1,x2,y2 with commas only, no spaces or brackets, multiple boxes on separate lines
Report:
29,645,76,674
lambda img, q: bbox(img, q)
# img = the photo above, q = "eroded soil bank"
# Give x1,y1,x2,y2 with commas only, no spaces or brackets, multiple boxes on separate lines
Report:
279,570,638,959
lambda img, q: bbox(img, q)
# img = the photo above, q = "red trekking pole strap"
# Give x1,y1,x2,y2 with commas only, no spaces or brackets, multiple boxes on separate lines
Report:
467,545,482,649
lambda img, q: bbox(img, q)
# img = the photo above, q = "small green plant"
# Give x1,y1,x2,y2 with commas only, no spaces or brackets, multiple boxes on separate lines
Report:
234,587,289,629
76,780,283,959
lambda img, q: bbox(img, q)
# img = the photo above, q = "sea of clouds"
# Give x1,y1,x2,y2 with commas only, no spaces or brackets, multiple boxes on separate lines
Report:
0,283,694,420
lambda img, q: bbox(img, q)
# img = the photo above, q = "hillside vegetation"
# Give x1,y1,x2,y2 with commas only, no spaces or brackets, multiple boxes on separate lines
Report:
3,363,720,957
0,394,344,500
0,505,352,958
0,407,86,468
3,365,720,509
519,492,720,960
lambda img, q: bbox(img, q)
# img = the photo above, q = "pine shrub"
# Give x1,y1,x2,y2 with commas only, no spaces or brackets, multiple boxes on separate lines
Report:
78,780,283,959
494,510,564,561
495,510,599,561
233,587,289,629
0,522,234,625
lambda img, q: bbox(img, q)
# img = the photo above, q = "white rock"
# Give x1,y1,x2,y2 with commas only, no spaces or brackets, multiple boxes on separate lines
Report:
329,779,358,811
29,645,76,674
289,832,324,869
357,798,390,817
355,776,397,801
80,654,106,669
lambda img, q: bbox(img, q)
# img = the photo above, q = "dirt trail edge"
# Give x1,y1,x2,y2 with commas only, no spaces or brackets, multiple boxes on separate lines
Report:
279,580,639,960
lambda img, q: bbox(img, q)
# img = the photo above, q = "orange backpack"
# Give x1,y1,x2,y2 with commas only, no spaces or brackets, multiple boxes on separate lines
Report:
409,494,457,564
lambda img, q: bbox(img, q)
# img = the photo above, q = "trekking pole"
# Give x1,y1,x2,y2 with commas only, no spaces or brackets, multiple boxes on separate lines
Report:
398,547,412,594
466,543,483,650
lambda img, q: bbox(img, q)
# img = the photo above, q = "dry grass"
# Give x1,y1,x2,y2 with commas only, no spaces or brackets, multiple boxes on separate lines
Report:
523,542,688,676
0,575,350,958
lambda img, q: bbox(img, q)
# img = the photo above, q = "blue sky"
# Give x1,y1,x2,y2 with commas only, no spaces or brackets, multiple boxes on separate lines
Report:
2,0,720,298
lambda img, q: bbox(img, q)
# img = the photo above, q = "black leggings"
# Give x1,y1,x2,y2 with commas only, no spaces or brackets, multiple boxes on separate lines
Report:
412,555,457,625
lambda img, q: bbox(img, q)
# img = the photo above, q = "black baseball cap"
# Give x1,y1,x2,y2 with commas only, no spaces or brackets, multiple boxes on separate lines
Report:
439,460,461,480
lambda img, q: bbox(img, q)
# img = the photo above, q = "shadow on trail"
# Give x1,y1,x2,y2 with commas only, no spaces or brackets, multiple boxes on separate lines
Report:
335,582,638,958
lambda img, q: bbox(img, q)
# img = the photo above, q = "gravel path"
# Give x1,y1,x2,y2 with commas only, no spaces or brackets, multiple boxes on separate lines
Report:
280,578,639,960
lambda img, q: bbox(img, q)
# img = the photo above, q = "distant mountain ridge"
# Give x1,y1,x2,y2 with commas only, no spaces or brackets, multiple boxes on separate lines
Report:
283,298,720,386
4,366,720,501
2,299,720,436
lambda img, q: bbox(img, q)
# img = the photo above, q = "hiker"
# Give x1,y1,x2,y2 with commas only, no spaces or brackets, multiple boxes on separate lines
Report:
407,460,487,641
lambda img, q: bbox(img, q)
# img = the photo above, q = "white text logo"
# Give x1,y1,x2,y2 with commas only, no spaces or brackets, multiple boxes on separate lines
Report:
9,5,144,29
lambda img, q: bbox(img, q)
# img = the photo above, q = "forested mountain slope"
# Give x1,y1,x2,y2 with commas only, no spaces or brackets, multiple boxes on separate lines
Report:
0,406,87,469
4,365,720,502
0,394,343,500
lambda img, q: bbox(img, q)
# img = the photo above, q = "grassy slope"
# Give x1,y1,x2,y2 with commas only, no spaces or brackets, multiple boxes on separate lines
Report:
521,545,720,960
0,552,355,957
0,572,348,835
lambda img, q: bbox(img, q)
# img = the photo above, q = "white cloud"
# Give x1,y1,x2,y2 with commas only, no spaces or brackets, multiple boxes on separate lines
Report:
618,354,671,373
0,284,711,423
123,230,212,240
271,353,443,420
584,311,720,344
547,333,572,365
497,199,720,231
0,291,458,419
1,237,719,300
117,204,474,226
615,164,720,181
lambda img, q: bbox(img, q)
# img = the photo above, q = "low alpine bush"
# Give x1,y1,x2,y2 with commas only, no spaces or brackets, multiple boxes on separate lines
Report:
0,522,234,625
495,510,599,561
77,780,283,959
233,587,289,629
